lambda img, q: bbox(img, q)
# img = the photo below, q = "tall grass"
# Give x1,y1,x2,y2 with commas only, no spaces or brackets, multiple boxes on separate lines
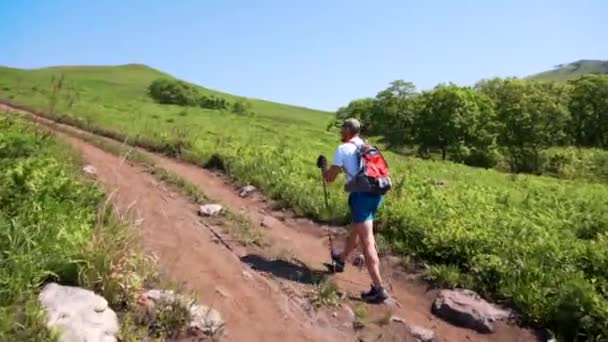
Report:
0,115,156,341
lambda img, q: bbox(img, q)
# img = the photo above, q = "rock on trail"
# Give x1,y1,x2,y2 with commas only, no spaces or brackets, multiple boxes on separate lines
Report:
199,203,224,216
391,316,436,342
138,289,225,337
82,164,97,175
239,185,256,197
431,289,511,333
39,282,119,342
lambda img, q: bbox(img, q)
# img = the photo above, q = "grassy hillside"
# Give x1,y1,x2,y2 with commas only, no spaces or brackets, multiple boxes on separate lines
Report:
0,64,331,126
528,59,608,82
2,64,608,339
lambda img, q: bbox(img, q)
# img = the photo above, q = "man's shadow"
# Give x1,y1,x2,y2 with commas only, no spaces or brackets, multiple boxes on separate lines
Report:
240,254,334,285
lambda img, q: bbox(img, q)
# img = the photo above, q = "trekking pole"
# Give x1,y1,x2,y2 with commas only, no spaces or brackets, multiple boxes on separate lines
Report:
320,168,336,270
320,168,330,213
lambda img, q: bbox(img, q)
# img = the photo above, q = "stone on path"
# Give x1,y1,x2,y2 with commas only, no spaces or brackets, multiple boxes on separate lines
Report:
188,303,225,336
261,215,281,229
139,289,225,337
431,289,511,333
39,282,119,342
82,165,97,175
199,204,223,217
239,185,256,197
391,316,436,342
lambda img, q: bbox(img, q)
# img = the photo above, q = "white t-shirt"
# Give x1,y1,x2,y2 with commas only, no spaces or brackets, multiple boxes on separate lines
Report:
332,136,365,183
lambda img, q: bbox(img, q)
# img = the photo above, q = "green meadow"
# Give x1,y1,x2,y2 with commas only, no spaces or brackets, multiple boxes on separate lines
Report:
2,64,608,340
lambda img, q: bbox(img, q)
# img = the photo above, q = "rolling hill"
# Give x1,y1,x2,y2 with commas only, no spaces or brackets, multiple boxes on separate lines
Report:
527,59,608,81
0,64,331,126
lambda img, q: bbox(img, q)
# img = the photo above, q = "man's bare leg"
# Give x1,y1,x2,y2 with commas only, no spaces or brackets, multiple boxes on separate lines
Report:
358,220,383,288
340,225,360,261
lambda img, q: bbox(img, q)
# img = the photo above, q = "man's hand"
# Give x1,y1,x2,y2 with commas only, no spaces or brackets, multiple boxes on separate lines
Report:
316,155,327,170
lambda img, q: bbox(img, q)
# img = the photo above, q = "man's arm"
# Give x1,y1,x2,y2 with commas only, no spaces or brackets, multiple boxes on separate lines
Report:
323,146,344,183
323,165,341,183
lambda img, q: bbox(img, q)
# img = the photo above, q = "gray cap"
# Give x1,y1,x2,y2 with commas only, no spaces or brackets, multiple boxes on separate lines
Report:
341,118,361,134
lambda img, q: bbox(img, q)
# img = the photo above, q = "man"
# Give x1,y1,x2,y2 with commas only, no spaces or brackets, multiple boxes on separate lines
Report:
317,118,389,303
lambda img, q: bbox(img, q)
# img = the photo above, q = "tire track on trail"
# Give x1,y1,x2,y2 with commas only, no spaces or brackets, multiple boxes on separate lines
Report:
1,103,542,342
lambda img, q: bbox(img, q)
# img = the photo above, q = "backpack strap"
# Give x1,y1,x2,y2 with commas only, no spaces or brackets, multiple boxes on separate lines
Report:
343,138,366,178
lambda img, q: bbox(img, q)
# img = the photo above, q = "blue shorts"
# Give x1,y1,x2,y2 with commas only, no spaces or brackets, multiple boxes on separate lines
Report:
348,192,383,223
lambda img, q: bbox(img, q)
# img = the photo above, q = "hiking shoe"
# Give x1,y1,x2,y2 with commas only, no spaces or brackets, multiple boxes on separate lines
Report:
361,284,389,303
330,251,345,273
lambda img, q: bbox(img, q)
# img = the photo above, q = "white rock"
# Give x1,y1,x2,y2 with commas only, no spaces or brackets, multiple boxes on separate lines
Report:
141,288,177,306
188,304,225,336
82,165,97,175
239,185,256,197
39,282,119,342
215,286,232,299
391,316,436,342
384,297,402,308
199,204,223,217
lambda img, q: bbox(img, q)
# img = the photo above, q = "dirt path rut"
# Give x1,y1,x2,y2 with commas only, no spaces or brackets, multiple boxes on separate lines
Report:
1,104,541,342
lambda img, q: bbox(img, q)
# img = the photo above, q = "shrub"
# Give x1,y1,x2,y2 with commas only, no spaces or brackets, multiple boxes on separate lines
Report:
231,98,253,116
148,79,199,106
197,95,227,110
540,147,608,182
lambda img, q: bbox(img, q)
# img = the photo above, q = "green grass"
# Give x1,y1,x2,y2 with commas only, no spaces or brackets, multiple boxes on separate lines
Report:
527,59,608,82
310,279,341,308
3,64,608,339
0,115,194,341
0,116,114,339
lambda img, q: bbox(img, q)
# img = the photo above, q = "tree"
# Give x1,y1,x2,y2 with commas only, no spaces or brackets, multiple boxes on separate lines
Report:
373,80,418,146
331,80,418,146
332,98,378,135
568,75,608,148
414,84,497,165
488,79,570,172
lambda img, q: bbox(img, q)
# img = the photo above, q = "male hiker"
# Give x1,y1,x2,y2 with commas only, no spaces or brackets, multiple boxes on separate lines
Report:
316,118,390,303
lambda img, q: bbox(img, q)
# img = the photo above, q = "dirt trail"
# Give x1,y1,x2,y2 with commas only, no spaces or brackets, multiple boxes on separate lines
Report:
1,103,541,342
149,149,540,342
1,107,349,342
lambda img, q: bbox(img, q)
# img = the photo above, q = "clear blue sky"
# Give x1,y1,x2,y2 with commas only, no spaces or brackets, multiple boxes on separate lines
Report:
1,0,606,111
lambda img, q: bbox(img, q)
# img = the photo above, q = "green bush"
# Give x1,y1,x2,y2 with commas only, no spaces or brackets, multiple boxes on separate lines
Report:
148,78,199,106
147,78,230,111
540,147,608,182
197,95,227,110
231,98,254,116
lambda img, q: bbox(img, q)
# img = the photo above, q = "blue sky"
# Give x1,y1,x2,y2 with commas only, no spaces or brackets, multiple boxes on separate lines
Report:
1,0,606,111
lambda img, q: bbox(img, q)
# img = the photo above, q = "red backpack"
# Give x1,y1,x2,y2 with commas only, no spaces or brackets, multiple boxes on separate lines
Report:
345,140,392,195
